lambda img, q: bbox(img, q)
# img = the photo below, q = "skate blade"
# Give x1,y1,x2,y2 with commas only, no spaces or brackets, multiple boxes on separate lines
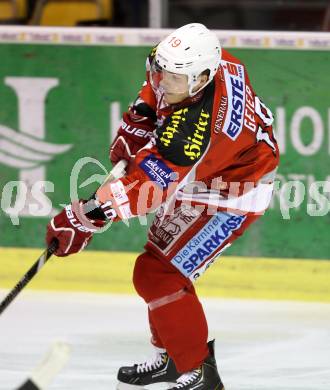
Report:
116,382,148,389
116,382,175,389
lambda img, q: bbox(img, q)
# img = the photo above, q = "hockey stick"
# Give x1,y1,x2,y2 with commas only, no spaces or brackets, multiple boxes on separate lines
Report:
0,160,127,316
16,342,71,390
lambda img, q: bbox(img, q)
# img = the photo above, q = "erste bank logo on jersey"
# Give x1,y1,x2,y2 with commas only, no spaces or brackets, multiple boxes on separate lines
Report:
221,61,246,141
0,77,72,223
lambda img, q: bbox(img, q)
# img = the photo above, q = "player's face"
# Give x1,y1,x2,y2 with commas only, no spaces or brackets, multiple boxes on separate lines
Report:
150,61,189,104
159,70,189,104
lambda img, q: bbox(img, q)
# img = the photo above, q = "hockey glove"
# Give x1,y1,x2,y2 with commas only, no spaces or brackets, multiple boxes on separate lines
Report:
110,111,155,166
46,200,115,257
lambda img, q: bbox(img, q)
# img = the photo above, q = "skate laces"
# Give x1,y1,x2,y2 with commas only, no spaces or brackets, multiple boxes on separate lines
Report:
136,351,167,373
175,368,201,388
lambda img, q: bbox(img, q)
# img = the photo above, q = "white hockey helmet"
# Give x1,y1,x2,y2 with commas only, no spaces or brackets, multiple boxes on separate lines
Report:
153,23,221,96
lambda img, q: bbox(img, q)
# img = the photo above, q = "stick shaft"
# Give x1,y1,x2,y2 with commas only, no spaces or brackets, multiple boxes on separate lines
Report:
0,160,128,316
0,241,57,315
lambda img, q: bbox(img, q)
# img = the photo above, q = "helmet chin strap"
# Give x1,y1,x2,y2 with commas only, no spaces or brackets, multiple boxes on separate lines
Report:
188,76,209,97
155,86,172,110
188,84,202,97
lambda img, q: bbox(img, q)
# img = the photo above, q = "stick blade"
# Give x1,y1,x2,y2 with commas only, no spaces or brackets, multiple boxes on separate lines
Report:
16,342,71,390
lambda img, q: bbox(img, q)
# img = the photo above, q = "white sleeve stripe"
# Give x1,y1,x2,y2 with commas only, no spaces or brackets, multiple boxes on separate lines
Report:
176,182,274,213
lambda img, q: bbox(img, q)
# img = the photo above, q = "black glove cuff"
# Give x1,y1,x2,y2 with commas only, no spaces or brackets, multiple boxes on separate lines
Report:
84,197,107,221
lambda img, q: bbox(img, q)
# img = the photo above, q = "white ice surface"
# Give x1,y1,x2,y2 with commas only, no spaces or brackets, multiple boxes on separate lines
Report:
0,291,330,390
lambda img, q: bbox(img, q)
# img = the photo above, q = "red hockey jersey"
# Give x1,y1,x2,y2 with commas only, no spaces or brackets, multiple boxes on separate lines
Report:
97,49,279,219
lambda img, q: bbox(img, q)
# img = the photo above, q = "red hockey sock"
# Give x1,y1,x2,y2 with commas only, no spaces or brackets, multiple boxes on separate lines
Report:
149,286,209,372
133,252,209,373
148,308,165,348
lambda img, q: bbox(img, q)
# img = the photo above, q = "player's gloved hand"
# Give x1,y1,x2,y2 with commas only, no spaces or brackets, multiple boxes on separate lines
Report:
46,200,111,257
110,110,155,166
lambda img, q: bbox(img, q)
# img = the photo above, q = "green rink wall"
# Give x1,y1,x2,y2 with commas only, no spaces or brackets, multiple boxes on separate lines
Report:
0,27,329,259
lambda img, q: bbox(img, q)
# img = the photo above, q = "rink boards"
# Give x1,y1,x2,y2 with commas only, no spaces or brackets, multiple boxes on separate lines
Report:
1,247,329,302
0,27,329,260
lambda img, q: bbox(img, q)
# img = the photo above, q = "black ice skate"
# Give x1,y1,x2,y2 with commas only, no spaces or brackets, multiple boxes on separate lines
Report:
167,340,225,390
117,347,180,388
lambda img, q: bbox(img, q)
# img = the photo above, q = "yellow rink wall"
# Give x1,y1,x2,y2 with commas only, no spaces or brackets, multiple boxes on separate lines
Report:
0,247,330,303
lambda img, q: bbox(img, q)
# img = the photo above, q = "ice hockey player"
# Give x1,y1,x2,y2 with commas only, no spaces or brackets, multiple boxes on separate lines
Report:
46,23,279,389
